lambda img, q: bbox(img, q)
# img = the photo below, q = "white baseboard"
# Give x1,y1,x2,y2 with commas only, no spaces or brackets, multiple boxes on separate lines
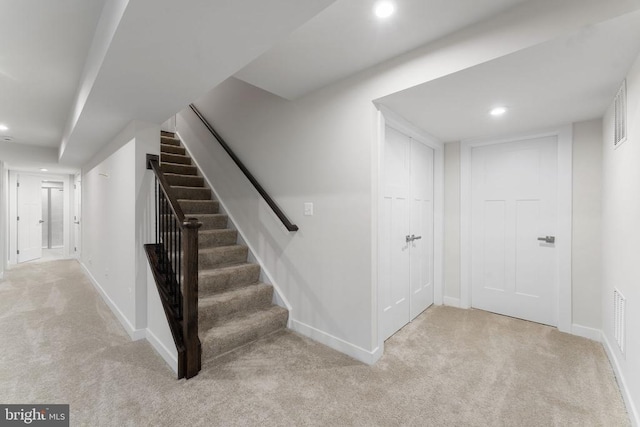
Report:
443,296,461,308
602,333,639,427
146,329,178,374
80,262,146,341
290,319,382,365
571,324,602,342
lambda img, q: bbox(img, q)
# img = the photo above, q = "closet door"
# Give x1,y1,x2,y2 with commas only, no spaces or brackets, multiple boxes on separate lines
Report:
381,126,434,340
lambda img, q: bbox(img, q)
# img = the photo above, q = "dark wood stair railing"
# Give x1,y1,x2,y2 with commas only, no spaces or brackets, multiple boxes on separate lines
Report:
145,153,202,379
188,103,299,232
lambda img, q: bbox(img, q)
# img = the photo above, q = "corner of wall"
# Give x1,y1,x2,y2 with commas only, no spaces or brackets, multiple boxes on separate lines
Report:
602,333,640,427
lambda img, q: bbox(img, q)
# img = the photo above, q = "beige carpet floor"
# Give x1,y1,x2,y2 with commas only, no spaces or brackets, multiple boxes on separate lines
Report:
0,260,629,426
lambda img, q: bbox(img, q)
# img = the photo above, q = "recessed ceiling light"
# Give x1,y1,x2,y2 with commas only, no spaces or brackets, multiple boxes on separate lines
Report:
374,1,395,18
40,168,48,172
490,107,507,116
0,124,8,131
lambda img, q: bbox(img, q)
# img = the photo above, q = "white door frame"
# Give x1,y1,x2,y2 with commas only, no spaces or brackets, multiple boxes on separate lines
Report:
375,105,444,345
460,125,572,333
8,171,75,265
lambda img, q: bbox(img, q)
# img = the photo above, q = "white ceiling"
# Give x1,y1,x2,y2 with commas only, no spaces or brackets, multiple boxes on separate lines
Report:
235,0,529,100
0,0,336,170
376,10,640,142
2,0,640,173
0,0,106,148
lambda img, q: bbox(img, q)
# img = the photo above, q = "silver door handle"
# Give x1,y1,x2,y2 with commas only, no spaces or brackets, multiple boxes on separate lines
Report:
412,235,422,241
405,234,423,243
537,236,555,244
38,220,44,224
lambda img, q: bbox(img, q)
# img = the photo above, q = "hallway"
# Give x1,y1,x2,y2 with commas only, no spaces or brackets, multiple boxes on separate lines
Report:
0,260,629,426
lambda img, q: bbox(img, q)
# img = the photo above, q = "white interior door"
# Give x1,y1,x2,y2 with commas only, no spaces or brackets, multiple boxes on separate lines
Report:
410,139,434,319
17,174,43,263
381,126,411,340
471,136,558,326
73,178,81,256
381,126,434,340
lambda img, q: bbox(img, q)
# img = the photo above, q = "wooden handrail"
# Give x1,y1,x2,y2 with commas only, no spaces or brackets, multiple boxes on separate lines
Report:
188,104,299,232
147,154,186,225
146,153,202,379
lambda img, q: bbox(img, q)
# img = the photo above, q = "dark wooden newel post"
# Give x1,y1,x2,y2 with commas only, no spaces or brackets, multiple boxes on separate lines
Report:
182,217,202,379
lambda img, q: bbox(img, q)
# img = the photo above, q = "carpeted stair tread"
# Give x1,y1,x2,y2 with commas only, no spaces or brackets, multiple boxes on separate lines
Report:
161,134,179,145
164,173,204,187
199,245,248,269
198,283,274,330
199,229,237,248
161,153,192,165
160,162,198,175
171,186,212,200
200,306,289,359
155,130,290,369
161,144,186,155
178,200,220,215
191,214,227,229
199,263,261,295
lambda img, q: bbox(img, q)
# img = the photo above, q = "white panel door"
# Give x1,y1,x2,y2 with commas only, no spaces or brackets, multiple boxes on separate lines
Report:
381,126,434,340
74,178,81,256
410,139,434,319
17,175,43,263
381,126,411,340
471,136,558,326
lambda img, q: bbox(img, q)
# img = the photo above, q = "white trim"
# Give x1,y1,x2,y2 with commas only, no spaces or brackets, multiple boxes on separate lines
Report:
176,131,292,314
571,324,601,342
375,105,445,347
602,332,639,426
80,261,146,341
460,126,573,332
290,318,383,365
370,107,383,354
146,328,178,373
443,296,461,308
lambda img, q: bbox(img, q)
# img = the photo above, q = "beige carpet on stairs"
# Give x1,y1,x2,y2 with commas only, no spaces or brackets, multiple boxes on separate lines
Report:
0,260,630,426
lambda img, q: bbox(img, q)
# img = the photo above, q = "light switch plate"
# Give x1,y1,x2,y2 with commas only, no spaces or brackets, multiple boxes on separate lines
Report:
304,202,314,216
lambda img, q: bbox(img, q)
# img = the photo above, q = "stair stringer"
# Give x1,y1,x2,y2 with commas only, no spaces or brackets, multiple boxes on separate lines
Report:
175,131,293,320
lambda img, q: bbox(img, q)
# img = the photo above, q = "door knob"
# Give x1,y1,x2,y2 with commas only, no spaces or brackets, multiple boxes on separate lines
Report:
405,234,423,243
537,236,555,244
38,220,44,224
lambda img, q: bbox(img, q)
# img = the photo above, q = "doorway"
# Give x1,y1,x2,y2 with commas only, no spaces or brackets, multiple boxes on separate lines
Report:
380,123,435,340
41,181,64,259
460,127,572,332
9,172,74,265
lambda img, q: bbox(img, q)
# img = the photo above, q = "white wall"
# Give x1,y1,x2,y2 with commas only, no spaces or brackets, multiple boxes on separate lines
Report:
0,161,5,279
83,139,138,335
602,53,640,425
443,142,461,306
81,120,162,348
572,119,603,333
179,78,380,362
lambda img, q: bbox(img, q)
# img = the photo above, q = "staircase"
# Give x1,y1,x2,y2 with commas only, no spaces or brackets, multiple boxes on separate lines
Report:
159,131,288,362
